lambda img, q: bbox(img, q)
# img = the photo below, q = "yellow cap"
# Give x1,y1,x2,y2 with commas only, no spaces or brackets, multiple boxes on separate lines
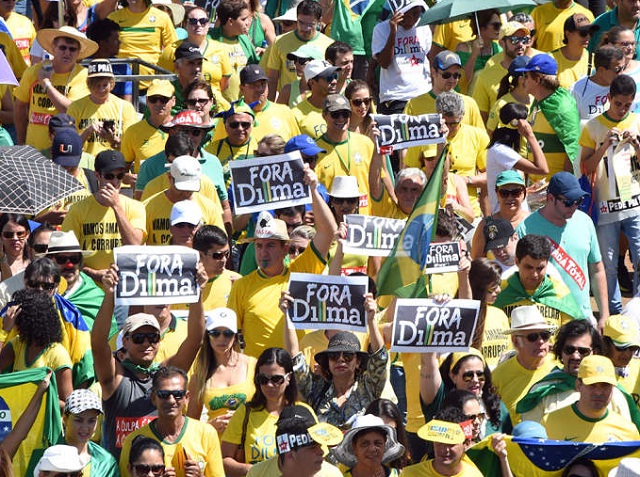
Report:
604,314,639,349
417,420,466,444
578,355,617,386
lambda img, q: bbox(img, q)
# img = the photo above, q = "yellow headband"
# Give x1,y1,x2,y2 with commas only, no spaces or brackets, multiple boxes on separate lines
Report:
450,348,485,372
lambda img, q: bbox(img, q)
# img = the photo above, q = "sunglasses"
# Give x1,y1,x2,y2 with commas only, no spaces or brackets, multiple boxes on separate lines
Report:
330,110,351,119
322,74,339,83
563,345,592,356
610,65,625,73
56,44,79,52
519,331,552,342
464,412,486,421
133,464,165,476
2,230,27,239
461,370,485,382
186,98,210,106
288,245,306,256
508,36,531,45
439,71,462,80
101,172,125,181
229,121,252,130
497,188,525,198
576,30,592,37
129,332,161,345
188,17,208,25
202,249,230,259
52,254,82,265
294,57,311,65
179,127,205,137
173,222,197,229
257,373,289,385
27,280,57,291
327,351,356,362
488,21,502,30
556,196,582,208
32,243,48,254
332,196,358,205
208,329,235,338
52,473,82,477
351,97,372,107
148,96,171,104
155,389,187,400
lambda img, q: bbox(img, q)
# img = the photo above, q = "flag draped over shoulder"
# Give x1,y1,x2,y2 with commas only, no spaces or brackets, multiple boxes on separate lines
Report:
536,87,580,164
0,368,63,477
377,150,444,297
330,0,365,55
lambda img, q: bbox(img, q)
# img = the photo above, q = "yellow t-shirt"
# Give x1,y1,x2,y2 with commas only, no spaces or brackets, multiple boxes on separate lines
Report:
67,94,138,156
432,20,474,51
469,54,507,114
292,99,326,139
141,173,221,204
121,119,169,173
211,101,300,143
14,63,89,150
552,48,590,90
61,194,147,271
143,192,224,245
5,12,35,65
404,91,485,130
174,269,241,313
204,137,258,189
219,38,248,103
0,31,27,79
8,338,72,373
532,2,594,53
400,458,483,477
247,457,342,477
201,358,257,424
480,306,512,370
543,404,640,442
486,92,533,133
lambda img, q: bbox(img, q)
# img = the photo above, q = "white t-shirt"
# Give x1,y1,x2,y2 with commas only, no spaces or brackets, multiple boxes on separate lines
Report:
486,143,528,214
372,19,432,102
570,76,610,127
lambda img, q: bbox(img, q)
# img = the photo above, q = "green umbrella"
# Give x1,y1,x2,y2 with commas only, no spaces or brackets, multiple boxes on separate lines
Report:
419,0,537,26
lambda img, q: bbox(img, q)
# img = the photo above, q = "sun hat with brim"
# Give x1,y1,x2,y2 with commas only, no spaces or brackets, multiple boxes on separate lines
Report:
417,419,466,444
205,307,238,333
503,305,552,334
578,355,617,386
64,389,103,415
37,26,98,60
122,313,160,335
287,44,323,62
315,331,367,370
153,0,185,26
609,458,640,477
47,230,93,257
242,211,290,242
160,110,214,131
274,6,297,22
33,445,90,477
604,314,640,349
495,170,525,188
449,347,485,371
329,176,362,198
331,414,405,467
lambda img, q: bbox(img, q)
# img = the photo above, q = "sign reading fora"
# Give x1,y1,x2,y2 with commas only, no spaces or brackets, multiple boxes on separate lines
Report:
370,113,445,153
391,299,479,352
229,151,311,214
287,273,369,332
425,241,462,274
114,245,200,305
342,214,406,257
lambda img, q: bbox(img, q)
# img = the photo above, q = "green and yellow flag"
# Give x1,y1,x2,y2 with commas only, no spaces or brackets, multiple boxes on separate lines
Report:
377,151,445,297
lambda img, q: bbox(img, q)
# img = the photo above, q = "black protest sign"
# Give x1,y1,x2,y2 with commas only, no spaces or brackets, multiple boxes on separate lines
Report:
287,273,369,332
390,299,480,352
342,214,406,257
425,241,461,274
230,151,311,214
114,245,200,305
371,113,445,153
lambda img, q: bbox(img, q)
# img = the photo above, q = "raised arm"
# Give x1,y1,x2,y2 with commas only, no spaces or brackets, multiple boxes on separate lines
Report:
420,352,442,406
307,165,338,257
280,290,300,357
92,265,119,397
374,11,402,68
365,293,384,353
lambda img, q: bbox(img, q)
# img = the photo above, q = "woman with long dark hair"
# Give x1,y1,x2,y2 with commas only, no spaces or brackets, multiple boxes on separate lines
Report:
0,214,30,280
456,9,502,85
365,398,411,469
127,436,166,477
487,55,533,134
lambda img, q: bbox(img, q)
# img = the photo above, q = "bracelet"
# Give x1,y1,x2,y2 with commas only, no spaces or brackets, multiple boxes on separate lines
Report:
466,176,472,185
43,81,51,92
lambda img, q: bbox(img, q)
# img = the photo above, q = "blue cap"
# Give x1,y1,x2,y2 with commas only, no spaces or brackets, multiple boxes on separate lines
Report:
548,171,589,201
52,129,83,167
512,421,548,439
285,134,327,156
514,54,558,75
496,170,525,187
508,55,530,76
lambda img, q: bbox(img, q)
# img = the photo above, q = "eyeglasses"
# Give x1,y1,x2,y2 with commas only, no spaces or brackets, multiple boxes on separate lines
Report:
609,65,625,74
576,30,592,37
52,254,82,265
555,195,582,208
507,36,531,45
32,243,48,254
132,464,165,476
101,172,125,181
351,97,372,107
173,222,197,229
519,331,552,342
154,389,187,400
331,196,359,205
202,249,230,259
27,280,57,291
56,44,79,53
129,332,161,345
294,57,311,65
439,71,462,80
288,245,306,256
330,110,351,119
563,345,592,356
461,370,486,382
186,98,211,106
488,21,502,30
464,412,486,421
208,329,235,338
229,121,252,129
497,188,525,198
2,230,27,239
188,17,208,25
257,373,290,385
147,96,171,104
327,351,356,362
615,41,637,48
529,29,537,37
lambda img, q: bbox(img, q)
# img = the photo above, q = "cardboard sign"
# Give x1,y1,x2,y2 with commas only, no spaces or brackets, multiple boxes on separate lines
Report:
425,241,461,274
229,151,311,214
287,273,369,332
342,214,407,257
114,245,200,305
371,113,445,153
390,298,480,352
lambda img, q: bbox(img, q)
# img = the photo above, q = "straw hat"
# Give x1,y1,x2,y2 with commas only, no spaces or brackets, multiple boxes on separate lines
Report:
153,0,185,26
37,26,98,60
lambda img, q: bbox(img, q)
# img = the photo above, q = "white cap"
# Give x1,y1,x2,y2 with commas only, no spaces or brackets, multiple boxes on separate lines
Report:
170,200,203,226
34,445,89,477
304,60,340,82
205,308,238,333
170,155,201,192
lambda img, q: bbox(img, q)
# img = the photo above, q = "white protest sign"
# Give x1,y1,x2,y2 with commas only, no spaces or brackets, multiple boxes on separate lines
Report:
371,113,445,153
342,214,407,257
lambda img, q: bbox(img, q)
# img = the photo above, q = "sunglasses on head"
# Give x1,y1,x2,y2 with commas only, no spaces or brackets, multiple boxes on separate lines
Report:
257,373,289,385
27,280,57,291
440,71,462,80
497,188,525,198
186,98,211,106
563,345,592,356
208,329,235,338
519,331,552,342
461,370,485,382
327,351,356,362
188,17,208,25
351,97,372,107
508,36,531,45
52,254,81,265
202,249,230,259
101,172,125,181
56,44,79,52
147,96,170,104
155,389,187,400
229,121,252,130
555,195,582,208
2,230,27,239
330,110,351,119
133,464,165,476
129,332,161,345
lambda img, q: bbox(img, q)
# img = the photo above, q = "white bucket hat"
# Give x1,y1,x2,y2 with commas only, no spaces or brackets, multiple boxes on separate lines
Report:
37,26,98,60
47,230,93,257
503,305,552,334
328,176,362,198
33,445,89,477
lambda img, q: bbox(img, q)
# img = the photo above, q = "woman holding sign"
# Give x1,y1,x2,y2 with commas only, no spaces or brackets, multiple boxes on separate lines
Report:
280,291,388,429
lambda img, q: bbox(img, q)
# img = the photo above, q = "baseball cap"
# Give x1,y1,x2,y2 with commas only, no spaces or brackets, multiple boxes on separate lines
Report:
323,94,351,113
483,217,515,252
499,21,530,41
94,150,126,173
52,129,83,167
284,134,327,156
286,44,322,62
33,445,89,477
175,41,206,61
304,60,340,82
147,79,175,98
508,55,530,76
512,420,548,439
276,415,342,455
205,307,238,333
564,13,600,35
514,54,558,75
48,113,77,133
170,199,202,226
122,313,160,335
604,314,640,349
578,355,617,386
64,389,103,415
240,65,268,84
496,170,526,187
87,59,114,78
434,50,462,70
161,110,213,130
548,171,589,201
244,211,289,242
170,155,201,192
417,419,466,444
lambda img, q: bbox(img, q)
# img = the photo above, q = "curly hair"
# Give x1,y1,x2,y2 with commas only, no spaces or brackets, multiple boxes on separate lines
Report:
13,288,61,347
247,348,298,410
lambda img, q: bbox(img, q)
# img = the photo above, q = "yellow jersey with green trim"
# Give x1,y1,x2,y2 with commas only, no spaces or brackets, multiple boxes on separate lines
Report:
121,118,169,173
532,2,594,53
205,137,258,189
552,48,590,90
529,102,571,182
469,55,507,114
404,90,484,130
5,12,35,64
292,98,326,139
432,20,473,51
201,358,256,424
219,38,248,102
8,338,72,373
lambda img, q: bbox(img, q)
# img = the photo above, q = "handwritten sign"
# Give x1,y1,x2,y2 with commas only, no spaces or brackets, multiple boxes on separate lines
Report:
371,113,445,153
114,245,200,305
390,298,480,353
287,273,369,332
230,151,311,214
425,241,461,274
342,214,406,257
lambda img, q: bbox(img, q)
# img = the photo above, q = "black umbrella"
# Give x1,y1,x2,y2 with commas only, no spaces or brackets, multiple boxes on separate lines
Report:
0,145,85,215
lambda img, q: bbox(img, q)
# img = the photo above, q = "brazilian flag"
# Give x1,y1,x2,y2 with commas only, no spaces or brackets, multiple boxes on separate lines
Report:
377,149,445,297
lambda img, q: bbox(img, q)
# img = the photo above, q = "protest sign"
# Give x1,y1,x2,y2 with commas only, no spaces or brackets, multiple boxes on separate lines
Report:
390,298,480,352
425,241,461,274
371,113,445,153
230,151,311,214
342,214,406,257
114,245,200,305
287,272,369,332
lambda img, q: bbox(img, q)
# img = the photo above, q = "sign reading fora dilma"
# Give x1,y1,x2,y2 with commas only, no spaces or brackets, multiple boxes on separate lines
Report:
342,214,406,257
230,151,311,214
370,113,445,153
391,299,480,353
425,241,461,274
114,245,200,305
287,273,369,332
